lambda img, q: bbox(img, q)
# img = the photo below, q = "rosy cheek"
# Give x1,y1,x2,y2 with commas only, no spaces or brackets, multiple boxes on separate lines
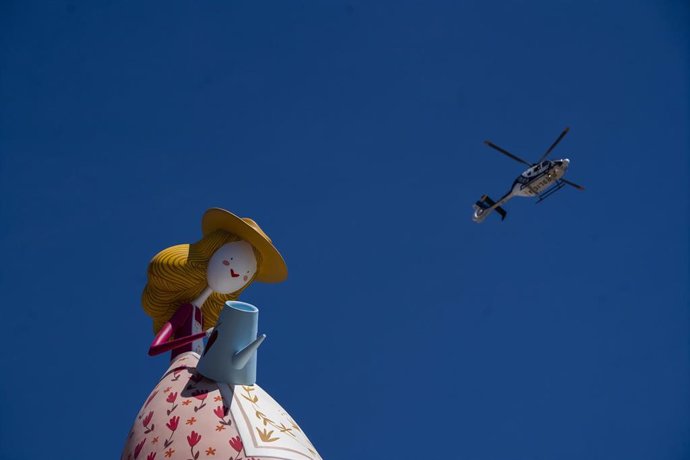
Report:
243,275,248,282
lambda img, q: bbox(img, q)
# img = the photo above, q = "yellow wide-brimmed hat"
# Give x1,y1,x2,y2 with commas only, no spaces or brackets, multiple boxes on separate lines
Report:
201,208,287,283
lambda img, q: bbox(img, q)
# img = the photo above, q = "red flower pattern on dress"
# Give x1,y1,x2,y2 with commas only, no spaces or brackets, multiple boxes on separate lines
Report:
213,405,232,426
213,406,225,418
187,431,201,447
143,411,155,433
229,436,243,453
187,431,202,459
166,391,179,415
192,389,208,412
164,414,180,448
192,390,208,400
134,438,146,459
166,415,180,431
147,453,157,460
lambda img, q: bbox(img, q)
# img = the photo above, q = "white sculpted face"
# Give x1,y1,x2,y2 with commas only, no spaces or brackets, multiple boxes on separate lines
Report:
207,241,258,294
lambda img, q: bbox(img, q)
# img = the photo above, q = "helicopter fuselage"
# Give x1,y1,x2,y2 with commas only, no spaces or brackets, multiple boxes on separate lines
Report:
510,158,570,198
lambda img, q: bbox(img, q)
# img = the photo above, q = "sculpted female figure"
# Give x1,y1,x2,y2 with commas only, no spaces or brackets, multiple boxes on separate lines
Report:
143,208,283,359
122,208,320,460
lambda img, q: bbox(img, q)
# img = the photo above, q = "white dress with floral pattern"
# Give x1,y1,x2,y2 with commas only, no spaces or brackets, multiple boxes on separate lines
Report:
121,353,321,460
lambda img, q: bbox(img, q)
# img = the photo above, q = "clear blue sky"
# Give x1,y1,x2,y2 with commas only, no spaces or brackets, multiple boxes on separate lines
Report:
1,1,688,459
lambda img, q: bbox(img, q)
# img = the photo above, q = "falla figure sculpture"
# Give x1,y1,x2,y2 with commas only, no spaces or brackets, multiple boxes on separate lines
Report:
121,208,321,460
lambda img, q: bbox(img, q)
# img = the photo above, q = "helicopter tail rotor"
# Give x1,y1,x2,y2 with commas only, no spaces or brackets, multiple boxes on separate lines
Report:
473,194,507,223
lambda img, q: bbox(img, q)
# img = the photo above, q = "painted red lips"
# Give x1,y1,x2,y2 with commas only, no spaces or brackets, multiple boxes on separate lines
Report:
230,269,240,278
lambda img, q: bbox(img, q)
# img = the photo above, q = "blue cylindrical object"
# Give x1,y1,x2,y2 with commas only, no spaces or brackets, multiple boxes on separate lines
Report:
197,301,264,385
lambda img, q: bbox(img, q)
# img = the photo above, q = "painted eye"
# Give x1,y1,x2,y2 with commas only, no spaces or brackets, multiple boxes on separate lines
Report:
222,260,230,266
230,257,234,260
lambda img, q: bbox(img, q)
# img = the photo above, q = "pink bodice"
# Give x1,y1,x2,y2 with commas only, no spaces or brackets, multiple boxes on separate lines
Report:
148,303,207,360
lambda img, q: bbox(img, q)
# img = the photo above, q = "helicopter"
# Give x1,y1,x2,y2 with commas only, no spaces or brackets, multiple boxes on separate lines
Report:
472,127,585,223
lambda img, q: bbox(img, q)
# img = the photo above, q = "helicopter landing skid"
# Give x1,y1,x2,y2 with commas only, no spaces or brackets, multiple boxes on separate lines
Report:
536,180,566,204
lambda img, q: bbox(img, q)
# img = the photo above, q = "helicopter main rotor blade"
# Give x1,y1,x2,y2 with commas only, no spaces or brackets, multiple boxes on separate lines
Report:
538,127,570,163
561,178,585,190
484,140,532,166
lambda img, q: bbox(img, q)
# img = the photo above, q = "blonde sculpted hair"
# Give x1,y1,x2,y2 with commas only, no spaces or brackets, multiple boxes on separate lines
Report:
142,230,262,333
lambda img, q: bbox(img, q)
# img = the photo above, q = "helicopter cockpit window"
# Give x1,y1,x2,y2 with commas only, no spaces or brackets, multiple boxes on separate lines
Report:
542,161,549,167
